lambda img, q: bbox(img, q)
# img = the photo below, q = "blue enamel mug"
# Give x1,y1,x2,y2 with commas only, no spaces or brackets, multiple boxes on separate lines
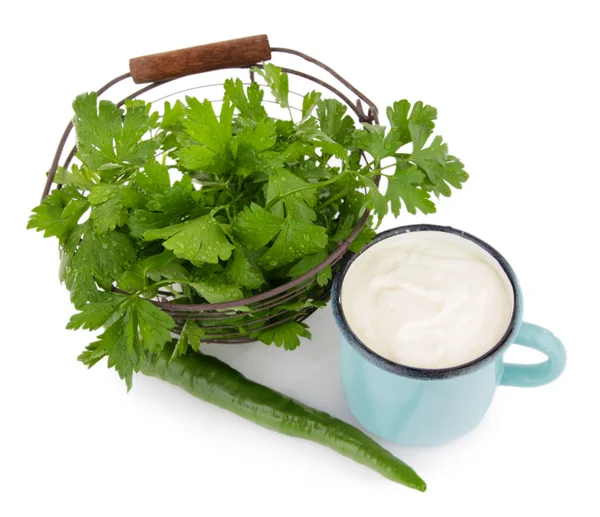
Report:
332,224,566,447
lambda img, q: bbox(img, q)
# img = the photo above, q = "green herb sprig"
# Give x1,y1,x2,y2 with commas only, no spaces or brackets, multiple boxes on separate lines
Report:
28,64,468,388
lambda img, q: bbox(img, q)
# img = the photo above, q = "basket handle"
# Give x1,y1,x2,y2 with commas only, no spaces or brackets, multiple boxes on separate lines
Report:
129,35,272,84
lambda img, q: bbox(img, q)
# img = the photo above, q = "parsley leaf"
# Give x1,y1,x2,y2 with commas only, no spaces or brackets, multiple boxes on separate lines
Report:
66,292,127,331
72,93,157,177
27,186,88,245
386,100,437,151
386,164,436,215
254,63,289,109
409,136,469,196
62,222,136,308
77,296,175,390
88,184,128,234
234,203,284,249
360,175,388,226
178,96,234,175
353,123,403,162
128,176,197,238
317,99,355,145
288,251,331,287
257,321,312,351
302,91,322,120
135,160,171,192
118,250,185,294
172,321,204,359
258,218,328,270
266,168,317,222
227,247,265,289
190,278,244,304
143,214,234,265
54,164,96,190
225,79,268,122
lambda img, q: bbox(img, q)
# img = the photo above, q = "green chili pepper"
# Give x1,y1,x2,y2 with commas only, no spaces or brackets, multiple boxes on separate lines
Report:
140,343,426,491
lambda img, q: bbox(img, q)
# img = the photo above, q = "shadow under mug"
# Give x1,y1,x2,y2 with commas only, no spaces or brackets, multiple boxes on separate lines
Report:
331,224,566,447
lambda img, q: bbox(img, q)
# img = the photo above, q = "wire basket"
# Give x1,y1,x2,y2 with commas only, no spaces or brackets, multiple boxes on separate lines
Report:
40,35,380,344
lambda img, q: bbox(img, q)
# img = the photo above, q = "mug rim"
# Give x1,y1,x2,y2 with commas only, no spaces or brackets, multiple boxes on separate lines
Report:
331,224,523,380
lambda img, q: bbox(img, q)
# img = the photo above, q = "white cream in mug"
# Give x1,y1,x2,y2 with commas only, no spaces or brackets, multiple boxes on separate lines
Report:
341,231,514,369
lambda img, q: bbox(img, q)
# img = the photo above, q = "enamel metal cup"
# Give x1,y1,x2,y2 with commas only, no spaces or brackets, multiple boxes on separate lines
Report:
332,225,566,447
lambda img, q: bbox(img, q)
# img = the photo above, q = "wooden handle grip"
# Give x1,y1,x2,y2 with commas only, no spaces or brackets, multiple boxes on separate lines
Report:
129,35,272,84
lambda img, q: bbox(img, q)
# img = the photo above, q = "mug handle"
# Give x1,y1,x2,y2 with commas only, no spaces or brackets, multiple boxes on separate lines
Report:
500,322,566,387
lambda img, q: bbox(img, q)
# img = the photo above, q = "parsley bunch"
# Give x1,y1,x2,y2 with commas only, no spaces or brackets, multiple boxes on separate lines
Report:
28,64,468,388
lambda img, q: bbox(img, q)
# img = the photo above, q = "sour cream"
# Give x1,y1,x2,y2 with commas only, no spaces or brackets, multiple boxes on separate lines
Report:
341,231,514,369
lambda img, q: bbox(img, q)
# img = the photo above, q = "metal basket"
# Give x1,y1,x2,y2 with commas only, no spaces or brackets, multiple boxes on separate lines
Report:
40,35,380,344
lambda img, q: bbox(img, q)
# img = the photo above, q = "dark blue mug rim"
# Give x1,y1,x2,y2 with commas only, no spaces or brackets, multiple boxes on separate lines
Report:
331,224,523,380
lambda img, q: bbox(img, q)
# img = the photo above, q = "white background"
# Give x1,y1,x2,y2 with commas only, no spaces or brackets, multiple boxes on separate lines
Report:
2,1,599,515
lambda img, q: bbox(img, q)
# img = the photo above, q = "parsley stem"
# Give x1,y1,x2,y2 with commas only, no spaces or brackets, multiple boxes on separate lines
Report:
317,187,350,210
143,278,193,293
370,162,397,176
163,286,182,297
210,204,230,217
199,181,228,187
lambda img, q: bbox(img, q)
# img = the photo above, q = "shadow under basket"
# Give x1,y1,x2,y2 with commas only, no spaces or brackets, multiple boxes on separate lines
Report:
41,34,380,344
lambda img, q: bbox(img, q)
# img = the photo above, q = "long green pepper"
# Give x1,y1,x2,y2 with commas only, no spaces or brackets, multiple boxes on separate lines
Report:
141,343,426,491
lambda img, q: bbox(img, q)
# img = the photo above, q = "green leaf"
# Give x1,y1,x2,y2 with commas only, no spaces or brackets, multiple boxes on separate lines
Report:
409,136,469,196
183,96,233,154
234,118,277,153
172,321,204,359
317,266,332,287
67,292,127,330
224,79,268,121
27,186,89,245
128,177,197,238
228,247,265,289
80,315,137,389
118,250,184,293
316,99,355,145
78,341,110,369
88,184,127,234
161,100,186,129
77,296,175,390
63,223,137,308
386,164,436,216
348,216,377,253
72,93,157,177
266,168,317,222
254,63,289,109
288,251,332,287
302,91,322,120
190,277,244,303
178,96,234,174
54,164,95,190
144,214,234,265
360,175,388,226
257,321,312,351
135,298,176,354
234,203,284,250
408,102,438,152
135,160,170,192
386,100,437,152
288,251,328,278
354,123,403,161
330,213,356,242
386,100,412,145
258,219,328,270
